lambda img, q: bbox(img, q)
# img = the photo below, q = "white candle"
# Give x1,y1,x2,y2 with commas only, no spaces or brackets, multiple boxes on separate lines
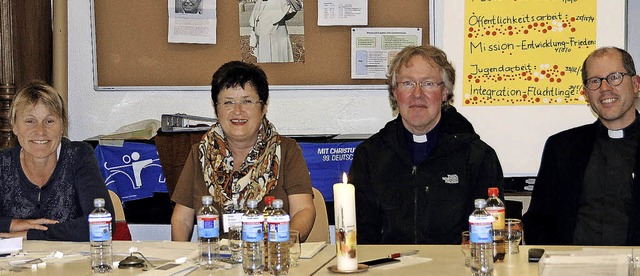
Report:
333,173,358,271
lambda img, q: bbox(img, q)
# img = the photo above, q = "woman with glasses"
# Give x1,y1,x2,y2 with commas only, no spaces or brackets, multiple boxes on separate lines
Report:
171,61,315,242
349,45,504,244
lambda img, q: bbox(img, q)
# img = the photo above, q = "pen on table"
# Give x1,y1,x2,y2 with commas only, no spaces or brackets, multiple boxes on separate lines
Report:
388,250,419,259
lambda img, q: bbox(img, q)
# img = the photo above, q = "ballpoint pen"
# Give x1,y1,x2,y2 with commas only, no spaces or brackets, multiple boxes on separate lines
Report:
387,250,419,259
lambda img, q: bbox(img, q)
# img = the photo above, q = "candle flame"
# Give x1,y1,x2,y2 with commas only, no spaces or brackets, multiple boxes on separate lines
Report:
342,172,348,184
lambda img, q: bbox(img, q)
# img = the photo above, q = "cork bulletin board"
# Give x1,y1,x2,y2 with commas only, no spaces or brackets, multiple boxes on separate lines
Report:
91,0,430,89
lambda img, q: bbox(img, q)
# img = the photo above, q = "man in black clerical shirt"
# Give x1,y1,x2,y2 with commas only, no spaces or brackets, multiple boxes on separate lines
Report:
349,45,504,244
524,47,640,245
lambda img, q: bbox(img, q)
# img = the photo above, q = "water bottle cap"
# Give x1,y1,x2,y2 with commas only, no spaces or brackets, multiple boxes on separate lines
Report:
202,195,213,205
272,199,283,208
474,198,486,208
247,199,258,208
93,198,105,207
264,196,275,205
488,187,499,197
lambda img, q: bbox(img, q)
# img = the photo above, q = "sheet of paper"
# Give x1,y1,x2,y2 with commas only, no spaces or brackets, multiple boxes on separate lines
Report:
0,237,23,255
377,256,432,270
318,0,368,26
301,242,327,259
540,253,630,276
116,241,200,261
351,27,422,79
168,0,217,44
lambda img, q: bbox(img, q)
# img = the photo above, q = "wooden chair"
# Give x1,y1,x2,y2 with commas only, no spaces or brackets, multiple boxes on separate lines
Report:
305,188,330,243
108,190,132,241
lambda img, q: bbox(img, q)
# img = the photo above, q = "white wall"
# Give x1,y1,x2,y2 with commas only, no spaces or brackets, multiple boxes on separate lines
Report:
628,1,639,59
69,1,628,176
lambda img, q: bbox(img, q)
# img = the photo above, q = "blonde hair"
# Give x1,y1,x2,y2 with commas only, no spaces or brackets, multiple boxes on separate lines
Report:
387,45,455,110
9,81,67,132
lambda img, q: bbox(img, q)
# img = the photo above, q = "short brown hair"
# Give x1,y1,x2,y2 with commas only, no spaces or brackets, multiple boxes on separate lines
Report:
10,81,67,132
387,45,455,110
581,46,637,84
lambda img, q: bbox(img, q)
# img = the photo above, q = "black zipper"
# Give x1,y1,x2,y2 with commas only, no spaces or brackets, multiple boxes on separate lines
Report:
412,165,418,243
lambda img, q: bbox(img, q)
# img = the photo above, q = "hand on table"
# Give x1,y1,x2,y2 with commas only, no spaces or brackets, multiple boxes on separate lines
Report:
0,230,27,239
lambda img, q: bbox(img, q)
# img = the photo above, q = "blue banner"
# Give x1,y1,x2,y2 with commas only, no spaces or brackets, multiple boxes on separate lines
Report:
95,142,167,203
298,141,361,202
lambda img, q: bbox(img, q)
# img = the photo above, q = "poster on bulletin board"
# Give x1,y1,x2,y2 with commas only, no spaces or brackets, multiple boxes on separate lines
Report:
463,0,597,106
351,27,423,79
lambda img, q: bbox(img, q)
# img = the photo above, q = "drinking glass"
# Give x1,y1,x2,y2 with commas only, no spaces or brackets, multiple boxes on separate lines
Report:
505,218,523,254
630,248,640,276
461,230,471,267
228,225,243,263
289,230,301,267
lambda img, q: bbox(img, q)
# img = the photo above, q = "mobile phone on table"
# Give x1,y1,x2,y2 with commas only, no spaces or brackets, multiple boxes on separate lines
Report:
359,257,400,267
528,248,545,262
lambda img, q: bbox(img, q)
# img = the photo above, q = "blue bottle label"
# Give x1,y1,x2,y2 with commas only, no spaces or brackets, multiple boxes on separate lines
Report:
88,213,112,242
242,218,264,242
197,214,220,238
469,215,494,243
267,215,290,242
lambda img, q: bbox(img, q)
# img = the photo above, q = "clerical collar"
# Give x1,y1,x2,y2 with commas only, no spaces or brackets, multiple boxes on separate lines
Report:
601,113,640,139
608,129,624,139
413,134,427,143
403,121,442,165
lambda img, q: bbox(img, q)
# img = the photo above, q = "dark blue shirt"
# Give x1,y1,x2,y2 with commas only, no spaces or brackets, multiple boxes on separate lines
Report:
405,122,442,165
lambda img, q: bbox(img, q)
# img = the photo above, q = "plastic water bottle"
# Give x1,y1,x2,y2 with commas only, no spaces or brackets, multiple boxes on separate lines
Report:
242,199,265,274
262,195,275,270
262,196,275,237
198,195,220,270
486,187,505,262
89,198,112,273
469,199,494,276
267,199,290,275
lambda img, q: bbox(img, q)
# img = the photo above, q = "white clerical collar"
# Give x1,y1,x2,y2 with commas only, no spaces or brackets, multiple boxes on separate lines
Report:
413,134,428,143
608,129,624,139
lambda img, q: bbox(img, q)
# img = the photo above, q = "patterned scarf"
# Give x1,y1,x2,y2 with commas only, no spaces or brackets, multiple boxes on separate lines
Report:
199,117,281,209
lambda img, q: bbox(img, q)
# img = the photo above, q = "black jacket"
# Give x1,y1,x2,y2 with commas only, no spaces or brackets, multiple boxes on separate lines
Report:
523,118,640,245
349,107,504,244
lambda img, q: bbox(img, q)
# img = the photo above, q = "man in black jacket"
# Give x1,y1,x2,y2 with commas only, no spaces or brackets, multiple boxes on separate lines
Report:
524,47,640,245
349,45,504,244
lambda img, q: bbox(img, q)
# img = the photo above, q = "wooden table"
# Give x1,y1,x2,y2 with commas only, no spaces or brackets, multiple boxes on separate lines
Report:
0,240,335,275
3,241,637,275
315,244,637,276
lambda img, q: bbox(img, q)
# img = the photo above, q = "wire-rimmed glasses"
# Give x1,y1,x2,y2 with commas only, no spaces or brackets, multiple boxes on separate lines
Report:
395,80,444,92
217,99,262,110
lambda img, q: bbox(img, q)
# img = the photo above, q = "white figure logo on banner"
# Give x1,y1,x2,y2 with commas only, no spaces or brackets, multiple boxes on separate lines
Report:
103,151,165,189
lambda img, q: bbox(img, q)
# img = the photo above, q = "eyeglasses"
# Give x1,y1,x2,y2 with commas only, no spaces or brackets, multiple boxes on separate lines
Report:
584,72,633,90
396,80,445,92
217,99,262,110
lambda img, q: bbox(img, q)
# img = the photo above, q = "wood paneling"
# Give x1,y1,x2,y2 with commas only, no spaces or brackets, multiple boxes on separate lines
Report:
0,0,52,149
